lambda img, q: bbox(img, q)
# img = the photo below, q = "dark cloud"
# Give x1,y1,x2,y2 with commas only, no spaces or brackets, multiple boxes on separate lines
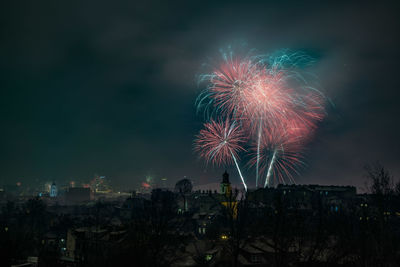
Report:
0,0,399,191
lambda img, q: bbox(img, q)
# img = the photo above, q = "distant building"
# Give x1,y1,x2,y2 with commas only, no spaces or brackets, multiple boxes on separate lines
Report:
50,182,57,197
90,175,112,193
247,184,357,212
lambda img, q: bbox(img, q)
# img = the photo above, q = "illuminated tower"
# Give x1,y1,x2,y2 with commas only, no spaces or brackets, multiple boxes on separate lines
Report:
220,171,232,195
50,182,57,197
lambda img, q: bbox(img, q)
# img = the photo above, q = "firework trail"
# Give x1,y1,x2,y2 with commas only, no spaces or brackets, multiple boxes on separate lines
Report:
265,149,277,187
194,119,248,191
248,125,305,187
255,119,262,187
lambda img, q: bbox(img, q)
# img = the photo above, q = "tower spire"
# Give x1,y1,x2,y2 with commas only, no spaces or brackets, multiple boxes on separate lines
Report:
220,171,232,195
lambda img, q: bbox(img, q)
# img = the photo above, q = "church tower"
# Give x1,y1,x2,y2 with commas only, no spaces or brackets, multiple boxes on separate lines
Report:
220,171,232,195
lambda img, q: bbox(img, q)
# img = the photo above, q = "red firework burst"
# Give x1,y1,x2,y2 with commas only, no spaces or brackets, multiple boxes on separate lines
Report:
194,119,246,166
209,57,263,118
249,125,305,185
242,70,297,133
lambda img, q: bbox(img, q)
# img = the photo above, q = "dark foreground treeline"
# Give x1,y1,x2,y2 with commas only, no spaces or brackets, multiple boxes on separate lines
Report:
1,163,400,267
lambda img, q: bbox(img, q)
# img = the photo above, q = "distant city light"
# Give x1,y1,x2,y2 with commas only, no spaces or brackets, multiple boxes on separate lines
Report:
142,182,151,188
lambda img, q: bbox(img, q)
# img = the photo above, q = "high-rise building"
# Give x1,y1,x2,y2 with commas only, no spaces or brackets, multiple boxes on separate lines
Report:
50,182,57,197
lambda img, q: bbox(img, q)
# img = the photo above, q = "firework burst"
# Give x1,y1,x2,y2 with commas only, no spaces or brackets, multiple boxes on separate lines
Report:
249,126,305,187
194,119,248,190
197,54,265,120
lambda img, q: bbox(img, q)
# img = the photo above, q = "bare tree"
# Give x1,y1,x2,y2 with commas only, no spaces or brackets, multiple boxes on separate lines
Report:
363,162,400,267
110,189,190,267
365,162,394,195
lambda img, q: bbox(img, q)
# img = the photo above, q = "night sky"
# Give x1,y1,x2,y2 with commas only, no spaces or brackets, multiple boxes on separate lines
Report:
1,1,399,191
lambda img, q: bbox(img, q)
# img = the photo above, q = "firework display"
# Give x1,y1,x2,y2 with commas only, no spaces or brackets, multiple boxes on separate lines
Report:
194,48,326,190
194,119,247,190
